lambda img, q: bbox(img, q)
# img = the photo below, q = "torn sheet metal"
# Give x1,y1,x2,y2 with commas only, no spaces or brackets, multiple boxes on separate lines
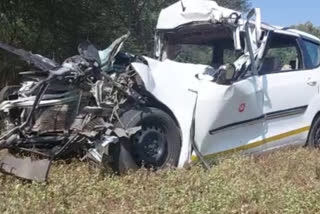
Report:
99,33,130,72
0,153,51,182
0,41,58,71
156,0,240,30
0,33,140,181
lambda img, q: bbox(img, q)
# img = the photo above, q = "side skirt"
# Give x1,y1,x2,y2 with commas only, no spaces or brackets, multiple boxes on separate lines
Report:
192,126,310,162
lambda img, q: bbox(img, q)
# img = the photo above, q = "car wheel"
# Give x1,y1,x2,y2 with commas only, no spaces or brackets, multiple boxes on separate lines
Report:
307,115,320,148
109,107,181,174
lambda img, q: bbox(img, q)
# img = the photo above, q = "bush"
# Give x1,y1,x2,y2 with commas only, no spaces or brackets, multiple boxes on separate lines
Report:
1,148,320,213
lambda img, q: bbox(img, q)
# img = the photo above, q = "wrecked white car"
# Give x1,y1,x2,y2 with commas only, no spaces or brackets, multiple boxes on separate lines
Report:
1,0,320,181
139,0,320,166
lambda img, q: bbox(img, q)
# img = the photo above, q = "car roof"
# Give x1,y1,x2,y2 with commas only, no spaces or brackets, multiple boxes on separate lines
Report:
260,24,320,44
286,29,320,44
157,0,320,45
156,0,240,30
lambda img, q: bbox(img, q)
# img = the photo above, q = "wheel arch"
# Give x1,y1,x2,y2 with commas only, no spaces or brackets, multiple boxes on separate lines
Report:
147,96,181,131
131,60,200,167
310,111,320,129
302,94,320,144
306,111,320,145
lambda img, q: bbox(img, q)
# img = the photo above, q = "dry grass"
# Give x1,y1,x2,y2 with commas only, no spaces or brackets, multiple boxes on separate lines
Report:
1,148,320,214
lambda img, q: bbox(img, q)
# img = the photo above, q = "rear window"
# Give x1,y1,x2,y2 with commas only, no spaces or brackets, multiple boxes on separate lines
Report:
303,39,320,69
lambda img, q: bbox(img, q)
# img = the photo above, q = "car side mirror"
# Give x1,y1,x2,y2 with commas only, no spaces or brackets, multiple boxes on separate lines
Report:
216,64,236,85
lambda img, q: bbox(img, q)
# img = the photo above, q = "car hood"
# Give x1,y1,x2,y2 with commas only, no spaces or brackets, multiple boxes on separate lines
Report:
132,57,214,92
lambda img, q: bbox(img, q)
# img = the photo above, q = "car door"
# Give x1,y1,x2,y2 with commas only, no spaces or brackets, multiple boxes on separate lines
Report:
194,9,269,158
194,75,265,157
259,32,319,148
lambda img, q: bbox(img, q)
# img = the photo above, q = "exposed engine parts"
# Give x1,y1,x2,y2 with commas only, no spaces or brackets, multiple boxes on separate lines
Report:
0,34,157,181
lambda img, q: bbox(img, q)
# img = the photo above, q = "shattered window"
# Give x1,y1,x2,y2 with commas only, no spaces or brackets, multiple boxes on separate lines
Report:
167,45,241,67
160,24,238,67
266,47,299,70
260,34,301,75
173,45,213,65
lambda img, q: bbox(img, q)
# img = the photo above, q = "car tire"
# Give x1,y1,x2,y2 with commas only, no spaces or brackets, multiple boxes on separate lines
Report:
307,115,320,148
109,107,181,174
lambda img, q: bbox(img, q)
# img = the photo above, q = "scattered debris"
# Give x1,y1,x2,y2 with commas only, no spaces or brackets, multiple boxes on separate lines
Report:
0,151,51,182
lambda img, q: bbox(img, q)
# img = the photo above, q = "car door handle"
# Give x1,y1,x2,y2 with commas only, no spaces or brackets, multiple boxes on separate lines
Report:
307,79,317,86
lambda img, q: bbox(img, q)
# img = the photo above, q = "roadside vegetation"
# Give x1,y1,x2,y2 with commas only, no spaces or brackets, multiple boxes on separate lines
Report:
1,148,320,213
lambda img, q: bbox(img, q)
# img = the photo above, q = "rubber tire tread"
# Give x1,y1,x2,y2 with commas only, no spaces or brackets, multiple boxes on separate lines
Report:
110,107,181,174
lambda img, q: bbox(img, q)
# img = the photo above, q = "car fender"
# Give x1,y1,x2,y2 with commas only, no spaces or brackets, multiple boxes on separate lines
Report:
131,57,208,167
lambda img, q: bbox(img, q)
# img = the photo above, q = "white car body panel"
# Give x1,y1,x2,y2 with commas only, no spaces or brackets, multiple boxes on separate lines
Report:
194,76,264,155
132,58,208,167
288,29,320,43
156,0,240,30
261,70,319,139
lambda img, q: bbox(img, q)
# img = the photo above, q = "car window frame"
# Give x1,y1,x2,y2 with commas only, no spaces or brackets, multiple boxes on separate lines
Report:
258,32,304,76
169,44,214,65
300,38,320,70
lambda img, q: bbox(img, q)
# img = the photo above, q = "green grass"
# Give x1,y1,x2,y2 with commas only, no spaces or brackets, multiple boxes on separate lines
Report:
1,148,320,214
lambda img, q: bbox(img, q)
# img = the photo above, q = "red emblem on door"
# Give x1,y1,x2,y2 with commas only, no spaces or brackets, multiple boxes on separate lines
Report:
239,103,246,113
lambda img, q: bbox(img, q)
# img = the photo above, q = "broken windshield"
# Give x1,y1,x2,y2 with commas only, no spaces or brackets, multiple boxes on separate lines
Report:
158,23,244,69
166,44,243,69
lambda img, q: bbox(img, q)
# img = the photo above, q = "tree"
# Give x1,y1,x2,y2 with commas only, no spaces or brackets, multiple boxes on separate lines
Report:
293,22,320,38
